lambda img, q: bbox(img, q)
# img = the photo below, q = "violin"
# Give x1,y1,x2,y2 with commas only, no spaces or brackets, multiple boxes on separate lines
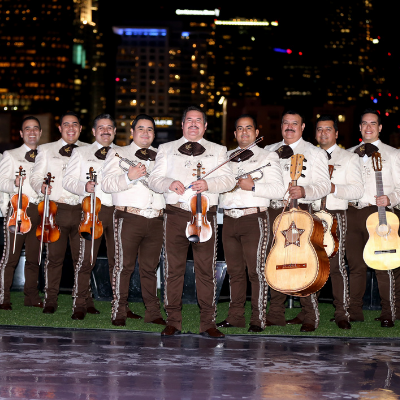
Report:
79,167,103,264
185,162,212,243
36,173,61,264
8,166,32,254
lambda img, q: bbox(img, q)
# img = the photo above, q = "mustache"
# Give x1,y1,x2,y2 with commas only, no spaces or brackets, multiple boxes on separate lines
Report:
189,125,199,129
285,129,295,133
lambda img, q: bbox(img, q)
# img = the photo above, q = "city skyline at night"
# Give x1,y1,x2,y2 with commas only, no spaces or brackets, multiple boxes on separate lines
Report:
1,1,399,149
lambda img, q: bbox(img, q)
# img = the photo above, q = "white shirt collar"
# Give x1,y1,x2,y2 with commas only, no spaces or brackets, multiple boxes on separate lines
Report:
326,143,337,154
283,137,302,150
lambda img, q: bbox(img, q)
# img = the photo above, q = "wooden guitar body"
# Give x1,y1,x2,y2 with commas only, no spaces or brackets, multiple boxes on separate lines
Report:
314,209,339,258
363,211,400,270
265,209,330,297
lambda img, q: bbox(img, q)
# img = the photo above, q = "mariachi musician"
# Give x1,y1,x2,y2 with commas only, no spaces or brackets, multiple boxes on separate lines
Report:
62,113,119,320
0,153,10,218
29,112,91,314
102,114,166,327
0,116,44,310
217,114,285,333
148,106,236,338
347,109,400,328
264,110,331,332
313,115,363,330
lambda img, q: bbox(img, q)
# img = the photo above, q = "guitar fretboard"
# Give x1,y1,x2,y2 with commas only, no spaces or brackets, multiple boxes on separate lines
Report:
375,171,387,226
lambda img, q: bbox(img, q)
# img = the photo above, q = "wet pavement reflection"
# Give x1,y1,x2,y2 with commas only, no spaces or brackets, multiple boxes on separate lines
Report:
1,327,400,399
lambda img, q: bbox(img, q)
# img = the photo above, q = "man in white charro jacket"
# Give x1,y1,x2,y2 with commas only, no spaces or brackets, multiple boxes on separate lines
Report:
102,114,166,327
0,116,44,310
346,109,400,328
264,110,331,332
217,114,285,333
314,114,363,330
30,112,91,314
63,113,120,321
148,106,235,338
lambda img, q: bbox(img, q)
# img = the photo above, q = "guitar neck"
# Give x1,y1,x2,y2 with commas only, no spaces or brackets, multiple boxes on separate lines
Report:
375,171,387,225
290,180,298,209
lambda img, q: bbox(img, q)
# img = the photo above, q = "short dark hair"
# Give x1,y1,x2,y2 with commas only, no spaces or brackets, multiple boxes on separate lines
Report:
360,108,381,125
282,109,304,125
235,114,258,130
21,116,41,131
181,105,207,125
60,111,81,125
93,113,115,129
131,114,156,131
316,114,338,132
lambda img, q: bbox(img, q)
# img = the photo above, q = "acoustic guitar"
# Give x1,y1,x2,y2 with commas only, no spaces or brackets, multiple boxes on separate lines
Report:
314,165,339,258
363,152,400,270
265,154,330,297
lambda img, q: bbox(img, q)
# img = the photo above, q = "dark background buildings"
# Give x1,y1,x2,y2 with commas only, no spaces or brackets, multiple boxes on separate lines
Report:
1,1,399,150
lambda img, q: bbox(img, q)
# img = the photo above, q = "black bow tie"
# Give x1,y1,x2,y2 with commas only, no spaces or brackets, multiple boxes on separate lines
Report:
59,143,78,157
94,146,111,160
275,145,294,159
230,149,254,162
354,143,379,158
325,150,332,161
25,149,37,163
135,148,157,161
178,142,206,157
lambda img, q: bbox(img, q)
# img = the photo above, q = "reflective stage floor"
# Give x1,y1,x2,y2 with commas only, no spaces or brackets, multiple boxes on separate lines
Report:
1,327,400,400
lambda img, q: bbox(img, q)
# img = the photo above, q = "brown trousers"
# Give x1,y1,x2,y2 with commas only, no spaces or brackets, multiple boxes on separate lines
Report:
0,203,42,305
112,210,163,322
222,211,270,328
265,205,320,327
346,206,400,321
163,205,218,332
72,205,115,314
43,203,95,310
328,210,350,323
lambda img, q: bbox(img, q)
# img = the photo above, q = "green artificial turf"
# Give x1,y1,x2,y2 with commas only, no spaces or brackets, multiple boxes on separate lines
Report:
1,291,400,338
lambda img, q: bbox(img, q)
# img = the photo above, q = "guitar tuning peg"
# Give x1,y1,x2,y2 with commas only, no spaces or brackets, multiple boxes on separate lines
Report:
301,174,305,178
302,166,306,170
303,158,307,163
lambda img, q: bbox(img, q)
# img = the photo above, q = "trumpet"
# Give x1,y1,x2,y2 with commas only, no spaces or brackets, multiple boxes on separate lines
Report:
115,153,150,188
229,163,271,192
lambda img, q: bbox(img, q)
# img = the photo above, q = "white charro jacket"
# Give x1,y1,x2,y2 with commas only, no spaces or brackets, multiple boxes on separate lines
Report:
101,141,165,211
347,141,400,208
62,141,119,207
148,136,235,206
265,137,331,204
313,145,364,211
30,138,89,205
0,144,42,205
219,146,285,209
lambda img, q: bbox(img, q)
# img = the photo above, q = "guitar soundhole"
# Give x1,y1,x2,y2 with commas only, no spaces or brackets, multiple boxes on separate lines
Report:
321,220,328,233
281,221,305,248
376,224,390,237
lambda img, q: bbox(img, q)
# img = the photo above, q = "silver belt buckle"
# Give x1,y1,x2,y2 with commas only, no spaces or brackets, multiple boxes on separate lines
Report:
230,209,244,219
140,209,157,218
180,202,190,212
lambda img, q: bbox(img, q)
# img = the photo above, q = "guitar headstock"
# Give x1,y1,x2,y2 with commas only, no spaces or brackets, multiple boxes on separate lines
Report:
371,152,382,172
328,165,334,179
289,154,305,181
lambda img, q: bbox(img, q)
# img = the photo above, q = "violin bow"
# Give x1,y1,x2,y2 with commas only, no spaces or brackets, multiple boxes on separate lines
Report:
13,167,24,254
90,172,97,265
184,136,263,190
